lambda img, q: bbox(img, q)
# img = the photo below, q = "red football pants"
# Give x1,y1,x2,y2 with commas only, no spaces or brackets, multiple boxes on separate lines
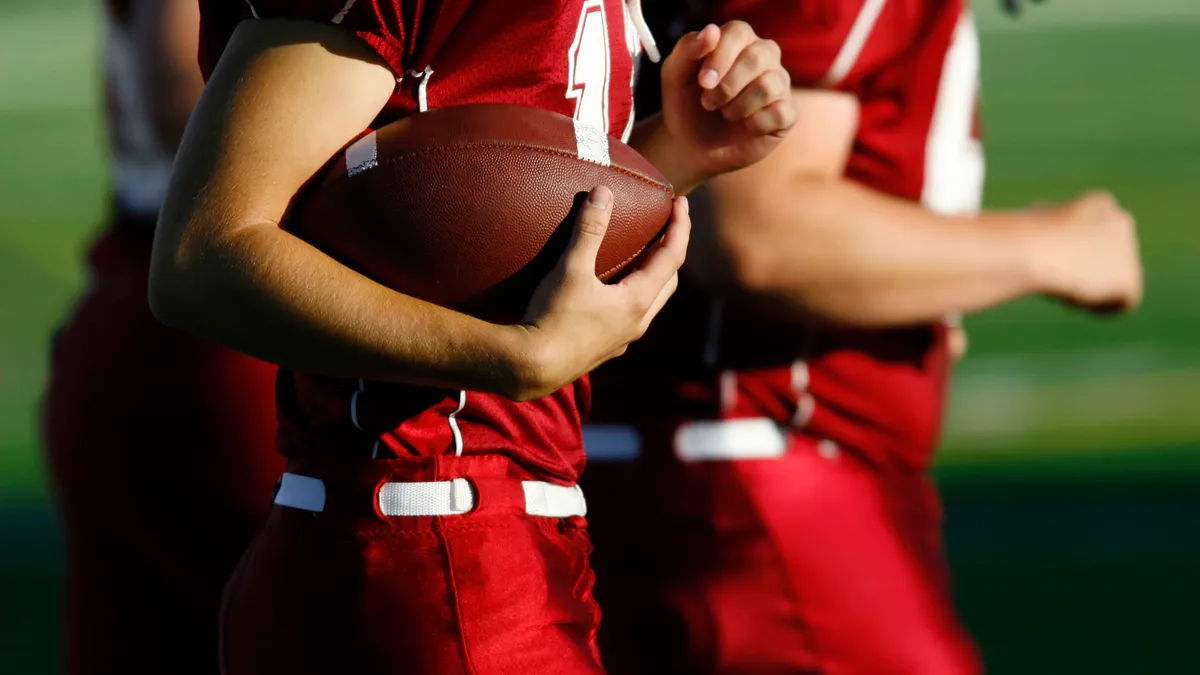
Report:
220,455,605,675
41,217,282,675
586,431,982,675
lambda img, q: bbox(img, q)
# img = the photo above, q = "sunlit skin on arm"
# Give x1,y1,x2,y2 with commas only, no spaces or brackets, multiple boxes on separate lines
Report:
689,88,1142,329
150,19,691,401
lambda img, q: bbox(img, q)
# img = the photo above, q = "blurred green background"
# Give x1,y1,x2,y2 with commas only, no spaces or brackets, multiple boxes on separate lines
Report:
1,0,1198,673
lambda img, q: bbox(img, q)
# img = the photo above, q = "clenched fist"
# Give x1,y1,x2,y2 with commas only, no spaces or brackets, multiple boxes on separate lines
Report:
1032,191,1143,313
658,21,796,180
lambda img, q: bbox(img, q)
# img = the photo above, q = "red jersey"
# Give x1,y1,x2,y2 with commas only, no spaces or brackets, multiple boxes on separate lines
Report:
197,0,646,483
594,0,984,469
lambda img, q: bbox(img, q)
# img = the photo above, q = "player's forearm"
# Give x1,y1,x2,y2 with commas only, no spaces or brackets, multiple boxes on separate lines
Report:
132,0,205,153
702,176,1046,326
148,223,540,399
629,114,707,197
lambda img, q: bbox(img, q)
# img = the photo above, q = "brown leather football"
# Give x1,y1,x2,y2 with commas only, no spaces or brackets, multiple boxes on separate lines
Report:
287,103,674,321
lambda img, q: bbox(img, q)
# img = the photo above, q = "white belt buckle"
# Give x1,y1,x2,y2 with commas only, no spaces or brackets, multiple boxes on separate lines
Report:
674,418,789,462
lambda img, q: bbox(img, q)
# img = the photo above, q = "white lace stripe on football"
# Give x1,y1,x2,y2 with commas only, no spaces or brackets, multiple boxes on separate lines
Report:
573,119,611,167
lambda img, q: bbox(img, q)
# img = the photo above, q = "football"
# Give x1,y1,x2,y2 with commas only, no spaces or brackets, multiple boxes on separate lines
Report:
287,103,675,321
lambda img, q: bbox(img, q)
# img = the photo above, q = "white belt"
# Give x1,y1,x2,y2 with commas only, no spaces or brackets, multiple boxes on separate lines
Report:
584,418,831,462
273,472,587,518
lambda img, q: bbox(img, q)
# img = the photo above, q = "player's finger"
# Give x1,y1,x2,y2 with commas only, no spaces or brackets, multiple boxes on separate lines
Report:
619,196,691,291
639,271,680,334
702,39,782,112
743,97,797,137
562,186,613,277
696,21,759,97
718,67,790,121
670,23,721,71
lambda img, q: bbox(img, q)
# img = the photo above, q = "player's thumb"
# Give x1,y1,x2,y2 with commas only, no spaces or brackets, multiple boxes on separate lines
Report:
564,186,613,276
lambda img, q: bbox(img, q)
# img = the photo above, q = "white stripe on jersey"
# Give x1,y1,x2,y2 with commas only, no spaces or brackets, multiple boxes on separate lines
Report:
821,0,888,88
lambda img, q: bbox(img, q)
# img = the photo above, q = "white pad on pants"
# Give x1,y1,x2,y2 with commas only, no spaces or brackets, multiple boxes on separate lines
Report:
273,472,587,518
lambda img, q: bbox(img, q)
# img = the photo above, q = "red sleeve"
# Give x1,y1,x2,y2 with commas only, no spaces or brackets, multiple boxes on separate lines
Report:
705,0,911,91
197,0,421,80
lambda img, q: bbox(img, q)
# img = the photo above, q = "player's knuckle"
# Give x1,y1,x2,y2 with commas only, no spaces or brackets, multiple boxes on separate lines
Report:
748,75,772,98
776,66,793,89
723,20,754,41
665,244,687,269
578,212,609,237
783,100,799,127
773,68,791,91
741,44,766,70
779,100,798,127
760,71,787,99
711,80,734,101
632,321,649,341
748,108,776,134
632,290,655,315
1089,190,1117,208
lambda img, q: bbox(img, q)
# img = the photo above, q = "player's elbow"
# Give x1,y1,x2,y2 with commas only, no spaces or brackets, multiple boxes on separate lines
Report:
715,212,803,298
722,233,775,294
713,175,842,296
147,224,207,331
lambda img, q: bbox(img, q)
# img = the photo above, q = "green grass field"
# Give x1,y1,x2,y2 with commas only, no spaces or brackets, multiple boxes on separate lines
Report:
1,1,1198,673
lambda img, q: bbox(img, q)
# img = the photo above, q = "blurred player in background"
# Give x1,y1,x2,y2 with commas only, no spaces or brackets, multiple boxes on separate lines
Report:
149,0,794,672
586,0,1142,673
40,1,282,674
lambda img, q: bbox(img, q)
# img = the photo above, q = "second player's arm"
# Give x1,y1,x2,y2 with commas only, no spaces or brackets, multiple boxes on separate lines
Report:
690,89,1140,327
150,19,687,400
131,0,205,152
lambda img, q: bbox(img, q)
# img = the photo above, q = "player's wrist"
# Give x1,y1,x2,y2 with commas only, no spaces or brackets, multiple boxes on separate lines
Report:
1018,212,1071,297
493,324,572,402
630,114,710,197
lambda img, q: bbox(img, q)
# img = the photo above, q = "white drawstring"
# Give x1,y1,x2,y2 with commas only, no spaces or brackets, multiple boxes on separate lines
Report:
626,0,661,63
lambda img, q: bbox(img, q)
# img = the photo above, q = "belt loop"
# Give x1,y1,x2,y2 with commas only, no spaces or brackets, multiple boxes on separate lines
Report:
469,477,526,517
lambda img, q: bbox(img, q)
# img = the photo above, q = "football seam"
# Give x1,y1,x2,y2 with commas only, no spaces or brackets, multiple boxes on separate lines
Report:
600,240,654,280
335,142,675,196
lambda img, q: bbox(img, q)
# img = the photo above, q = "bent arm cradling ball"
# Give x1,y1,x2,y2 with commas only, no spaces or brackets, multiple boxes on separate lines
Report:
150,18,794,400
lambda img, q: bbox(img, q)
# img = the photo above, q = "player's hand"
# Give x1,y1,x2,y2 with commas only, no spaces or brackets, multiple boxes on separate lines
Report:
1001,0,1044,17
1033,191,1142,313
659,21,797,181
515,187,689,400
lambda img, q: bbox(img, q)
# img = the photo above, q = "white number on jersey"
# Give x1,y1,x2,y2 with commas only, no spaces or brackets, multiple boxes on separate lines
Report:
566,0,613,134
922,13,985,215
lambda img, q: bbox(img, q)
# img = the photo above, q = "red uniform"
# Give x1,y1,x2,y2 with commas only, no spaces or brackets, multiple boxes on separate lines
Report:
40,2,282,674
195,1,644,672
586,1,986,672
